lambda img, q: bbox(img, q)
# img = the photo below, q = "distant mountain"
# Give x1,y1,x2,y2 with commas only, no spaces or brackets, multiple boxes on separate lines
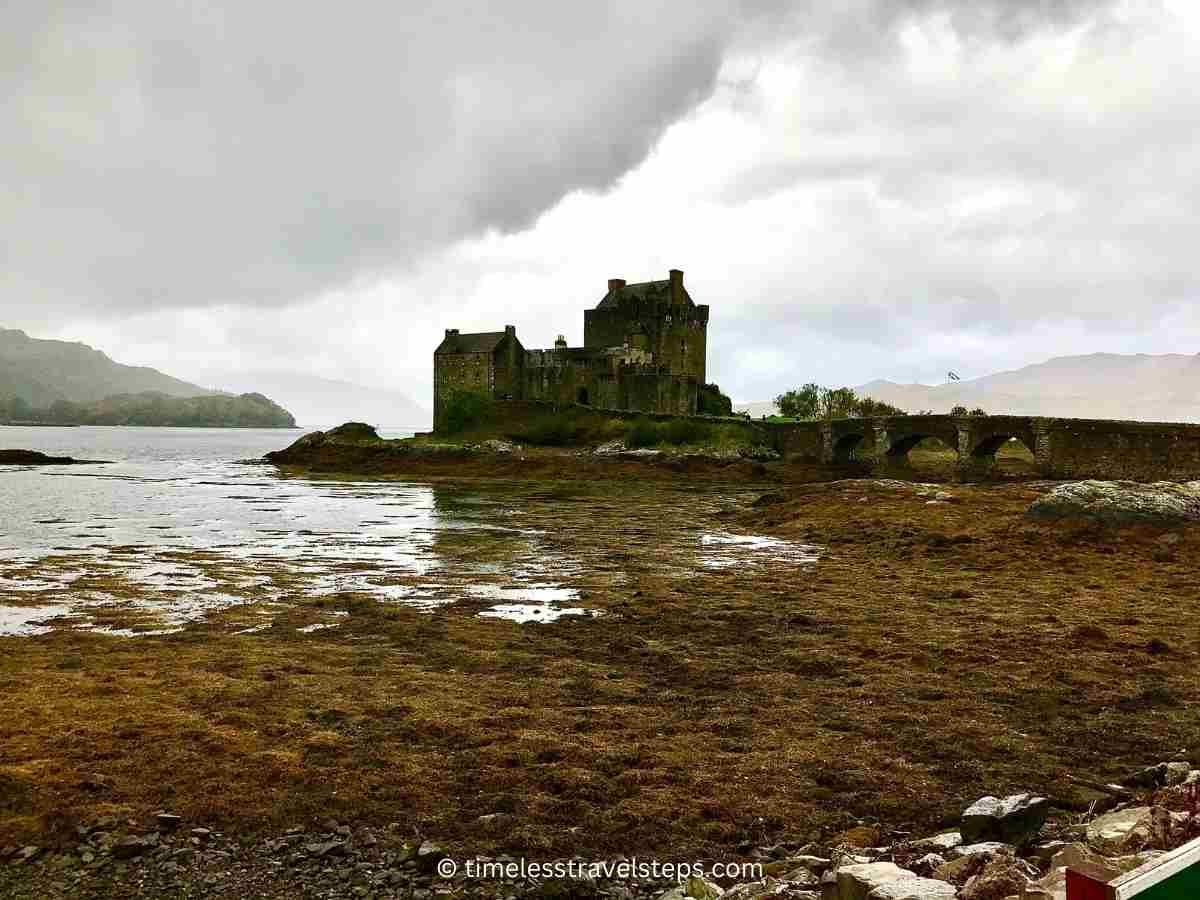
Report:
738,352,1200,423
857,353,1200,422
0,327,212,406
733,400,780,418
188,371,429,431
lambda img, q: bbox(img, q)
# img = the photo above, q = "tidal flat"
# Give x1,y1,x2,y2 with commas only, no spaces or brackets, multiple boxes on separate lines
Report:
2,458,1198,862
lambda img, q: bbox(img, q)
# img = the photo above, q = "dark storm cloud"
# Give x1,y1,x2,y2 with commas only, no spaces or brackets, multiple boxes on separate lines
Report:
1,0,1122,320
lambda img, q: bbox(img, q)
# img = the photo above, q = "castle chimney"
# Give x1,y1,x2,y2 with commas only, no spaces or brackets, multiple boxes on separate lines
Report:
669,269,684,303
445,328,459,337
608,278,626,293
554,334,567,350
504,324,516,336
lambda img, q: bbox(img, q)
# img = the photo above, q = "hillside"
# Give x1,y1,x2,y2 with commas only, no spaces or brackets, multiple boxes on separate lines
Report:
190,371,429,430
857,352,1200,422
1,391,296,428
0,328,212,405
740,352,1200,423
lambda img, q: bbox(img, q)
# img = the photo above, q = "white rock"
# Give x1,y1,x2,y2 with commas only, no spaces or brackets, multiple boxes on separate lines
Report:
593,440,627,455
836,862,911,900
721,880,817,900
658,876,724,900
836,864,953,900
866,877,956,900
911,854,945,875
912,832,962,853
1164,762,1191,785
1087,807,1153,854
1027,843,1123,900
948,842,1013,860
1026,480,1200,525
960,793,1049,844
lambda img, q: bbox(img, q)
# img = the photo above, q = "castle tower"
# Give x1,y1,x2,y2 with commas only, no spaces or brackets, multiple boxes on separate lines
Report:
584,269,708,383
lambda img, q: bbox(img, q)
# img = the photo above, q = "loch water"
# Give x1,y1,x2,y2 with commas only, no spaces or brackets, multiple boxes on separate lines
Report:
0,426,817,636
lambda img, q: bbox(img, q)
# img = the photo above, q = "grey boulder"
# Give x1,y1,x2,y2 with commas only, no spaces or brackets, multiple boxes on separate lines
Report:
960,793,1049,845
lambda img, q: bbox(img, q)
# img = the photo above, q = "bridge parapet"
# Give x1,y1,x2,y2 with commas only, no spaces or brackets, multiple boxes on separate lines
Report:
761,414,1200,482
1032,417,1200,481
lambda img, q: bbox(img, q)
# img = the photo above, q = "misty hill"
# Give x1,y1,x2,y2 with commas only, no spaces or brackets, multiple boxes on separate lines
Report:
733,400,780,419
189,371,429,430
3,391,295,428
0,327,212,406
857,353,1200,422
737,352,1200,423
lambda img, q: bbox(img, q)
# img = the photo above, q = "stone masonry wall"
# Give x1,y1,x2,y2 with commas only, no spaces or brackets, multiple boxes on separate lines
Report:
1032,418,1200,481
433,352,492,429
762,415,1200,482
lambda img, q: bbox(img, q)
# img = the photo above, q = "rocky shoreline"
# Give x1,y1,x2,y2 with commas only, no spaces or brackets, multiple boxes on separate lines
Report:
3,760,1196,899
263,424,793,483
0,449,101,466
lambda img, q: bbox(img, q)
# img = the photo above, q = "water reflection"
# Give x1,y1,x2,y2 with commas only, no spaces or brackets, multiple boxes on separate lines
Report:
1,430,819,636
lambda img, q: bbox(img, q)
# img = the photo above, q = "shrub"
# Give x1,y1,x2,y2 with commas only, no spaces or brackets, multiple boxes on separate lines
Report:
662,418,711,446
625,418,661,448
698,383,733,416
442,390,490,434
513,416,581,446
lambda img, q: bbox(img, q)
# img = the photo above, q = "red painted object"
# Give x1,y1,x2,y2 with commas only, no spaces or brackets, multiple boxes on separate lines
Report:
1067,868,1114,900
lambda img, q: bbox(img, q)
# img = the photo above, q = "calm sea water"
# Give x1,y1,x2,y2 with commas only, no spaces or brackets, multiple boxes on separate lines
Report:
0,426,815,636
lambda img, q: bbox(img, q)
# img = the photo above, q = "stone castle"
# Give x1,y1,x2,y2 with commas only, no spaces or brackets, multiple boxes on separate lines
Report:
434,269,728,428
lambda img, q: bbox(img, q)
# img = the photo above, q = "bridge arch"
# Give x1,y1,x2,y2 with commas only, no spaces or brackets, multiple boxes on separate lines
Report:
832,432,867,464
961,418,1039,479
879,417,962,469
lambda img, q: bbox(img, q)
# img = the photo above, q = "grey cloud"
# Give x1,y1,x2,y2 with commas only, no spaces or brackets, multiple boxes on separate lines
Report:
1,0,1122,321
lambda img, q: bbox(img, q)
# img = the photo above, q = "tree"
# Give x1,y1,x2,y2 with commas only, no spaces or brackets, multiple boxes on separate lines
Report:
857,396,906,417
775,383,820,419
441,389,491,433
951,405,969,416
819,386,859,420
969,407,987,417
775,384,906,420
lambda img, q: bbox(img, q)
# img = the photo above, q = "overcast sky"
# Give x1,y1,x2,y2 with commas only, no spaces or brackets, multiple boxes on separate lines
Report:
4,0,1199,405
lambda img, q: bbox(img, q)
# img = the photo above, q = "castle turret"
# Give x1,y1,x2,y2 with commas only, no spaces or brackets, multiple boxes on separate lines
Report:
669,269,684,305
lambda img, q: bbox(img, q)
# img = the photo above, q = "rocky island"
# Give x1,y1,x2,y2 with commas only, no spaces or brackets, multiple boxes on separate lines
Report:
0,449,101,465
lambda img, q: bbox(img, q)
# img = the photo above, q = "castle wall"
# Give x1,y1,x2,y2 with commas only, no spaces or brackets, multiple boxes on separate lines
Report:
655,306,709,383
582,307,631,350
583,301,708,382
520,348,698,416
433,351,492,428
492,337,524,401
522,354,592,406
618,371,698,415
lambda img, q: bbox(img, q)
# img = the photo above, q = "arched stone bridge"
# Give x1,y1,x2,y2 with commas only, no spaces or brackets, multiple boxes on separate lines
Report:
765,414,1200,481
